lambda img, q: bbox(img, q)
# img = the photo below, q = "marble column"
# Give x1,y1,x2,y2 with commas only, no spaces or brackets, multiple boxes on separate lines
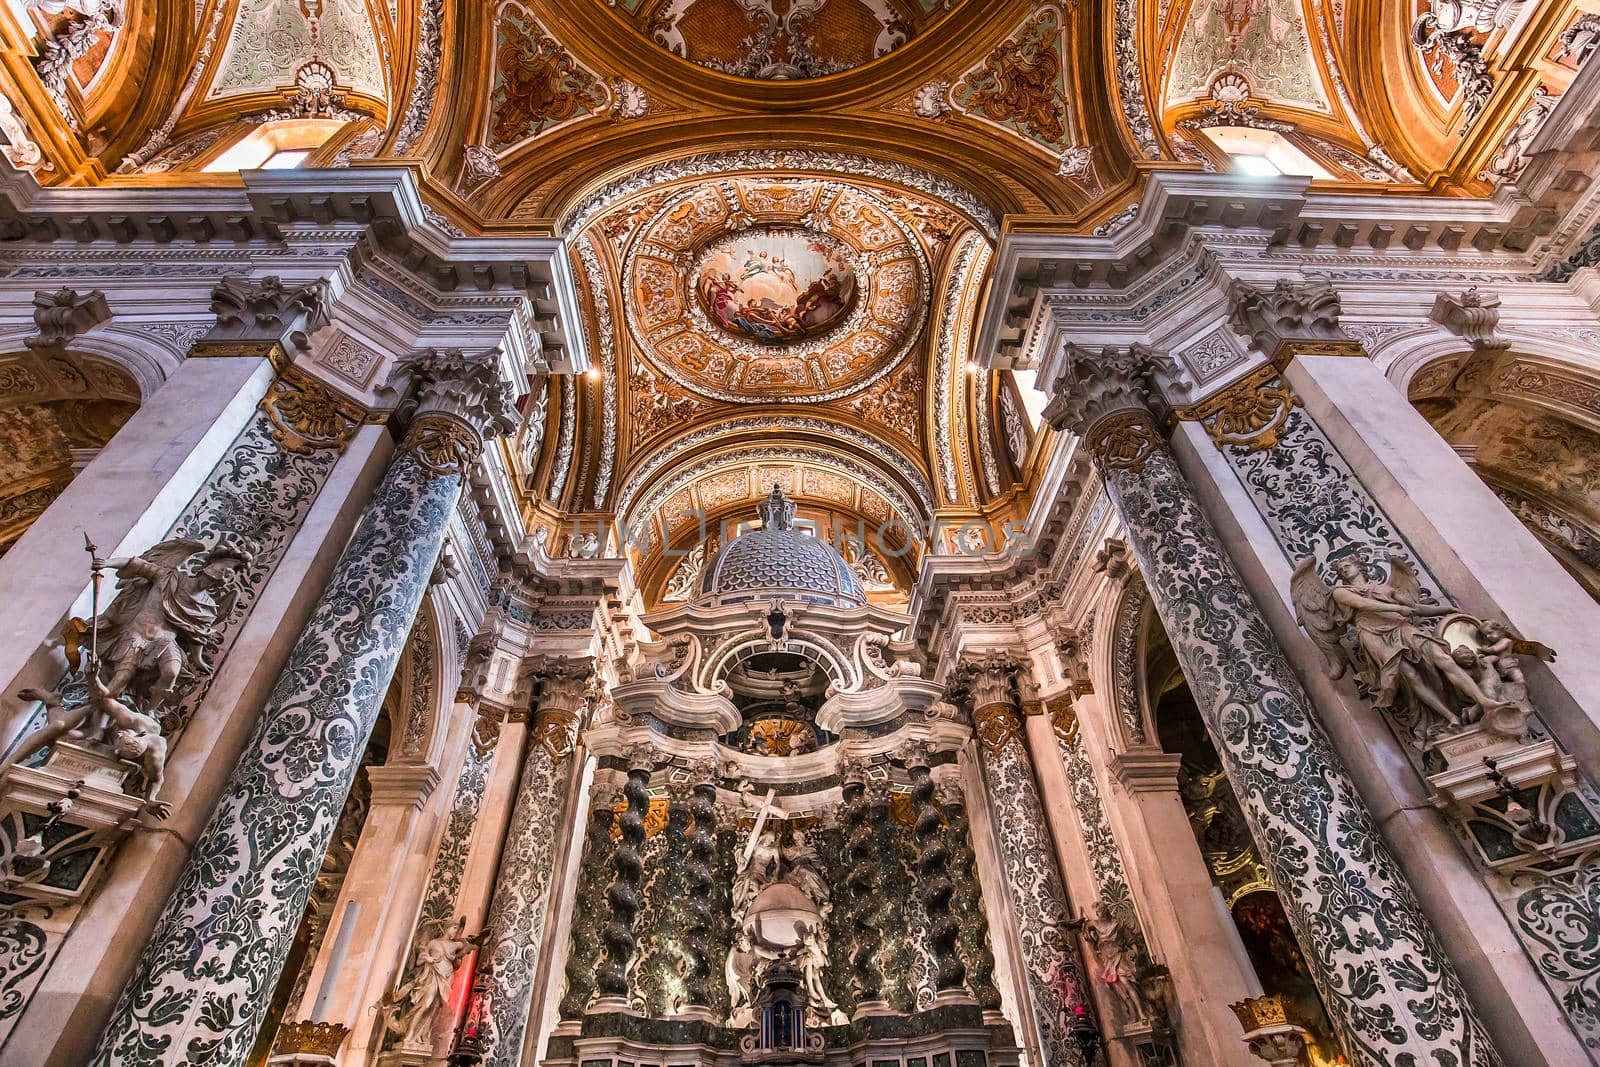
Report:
593,746,654,1008
681,771,719,1016
955,653,1097,1067
1040,343,1499,1067
89,349,517,1067
906,747,968,1000
464,656,592,1067
936,777,1003,1016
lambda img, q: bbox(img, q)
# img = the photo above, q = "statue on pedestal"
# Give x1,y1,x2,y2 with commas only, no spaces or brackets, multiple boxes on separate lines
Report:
1290,551,1550,739
380,917,484,1051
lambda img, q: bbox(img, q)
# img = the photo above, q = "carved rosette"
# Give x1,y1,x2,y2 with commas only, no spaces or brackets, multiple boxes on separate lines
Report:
1042,344,1174,475
1092,411,1498,1064
954,655,1097,1066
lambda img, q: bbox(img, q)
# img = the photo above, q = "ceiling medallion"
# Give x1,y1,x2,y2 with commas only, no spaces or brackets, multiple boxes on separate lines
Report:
695,228,858,346
623,179,929,404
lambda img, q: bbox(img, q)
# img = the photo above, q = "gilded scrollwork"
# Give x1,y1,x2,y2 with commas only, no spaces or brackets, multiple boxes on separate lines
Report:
1175,366,1300,452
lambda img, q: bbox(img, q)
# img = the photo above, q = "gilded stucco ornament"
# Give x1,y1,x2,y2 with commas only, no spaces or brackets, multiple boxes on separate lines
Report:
1174,364,1300,452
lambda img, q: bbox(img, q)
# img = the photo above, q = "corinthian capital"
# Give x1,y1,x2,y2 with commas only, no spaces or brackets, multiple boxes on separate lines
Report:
387,348,519,442
1040,343,1174,437
204,275,330,353
1227,279,1351,361
524,654,596,717
950,651,1027,714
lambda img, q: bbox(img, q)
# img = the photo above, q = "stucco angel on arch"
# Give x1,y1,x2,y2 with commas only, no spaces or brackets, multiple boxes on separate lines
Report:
1290,550,1549,738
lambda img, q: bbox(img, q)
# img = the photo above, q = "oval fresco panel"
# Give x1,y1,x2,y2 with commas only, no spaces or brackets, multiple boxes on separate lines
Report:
695,230,858,346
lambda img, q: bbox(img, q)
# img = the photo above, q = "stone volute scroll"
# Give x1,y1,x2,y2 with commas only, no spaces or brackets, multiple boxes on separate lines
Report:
23,286,110,351
1225,278,1362,365
1037,339,1501,1066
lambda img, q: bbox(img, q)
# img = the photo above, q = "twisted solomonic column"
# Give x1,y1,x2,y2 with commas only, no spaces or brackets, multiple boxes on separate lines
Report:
92,350,518,1067
469,656,594,1067
557,781,618,1023
841,761,888,1014
956,653,1098,1067
938,777,1002,1014
1041,343,1501,1067
681,768,719,1017
905,745,968,1002
593,745,654,1008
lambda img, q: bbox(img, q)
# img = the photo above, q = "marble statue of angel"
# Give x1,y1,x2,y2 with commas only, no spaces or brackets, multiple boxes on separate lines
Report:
380,916,483,1049
1290,553,1509,731
793,920,846,1025
84,537,251,711
1075,902,1154,1026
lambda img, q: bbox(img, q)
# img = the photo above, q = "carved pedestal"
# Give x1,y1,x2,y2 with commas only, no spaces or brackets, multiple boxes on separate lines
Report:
0,740,143,905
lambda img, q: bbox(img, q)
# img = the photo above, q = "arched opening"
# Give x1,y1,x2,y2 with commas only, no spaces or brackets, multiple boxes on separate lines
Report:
1411,358,1600,602
0,352,140,556
1143,620,1346,1066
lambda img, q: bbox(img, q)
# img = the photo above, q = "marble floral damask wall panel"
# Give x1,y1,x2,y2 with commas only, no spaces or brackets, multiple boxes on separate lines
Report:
1201,378,1600,1052
488,3,609,152
208,0,387,101
625,0,964,80
0,388,351,1052
1166,0,1331,113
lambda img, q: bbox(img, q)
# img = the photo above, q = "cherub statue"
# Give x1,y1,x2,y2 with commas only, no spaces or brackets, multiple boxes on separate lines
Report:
1074,902,1155,1026
1290,552,1510,734
84,537,251,712
380,917,484,1049
11,658,169,817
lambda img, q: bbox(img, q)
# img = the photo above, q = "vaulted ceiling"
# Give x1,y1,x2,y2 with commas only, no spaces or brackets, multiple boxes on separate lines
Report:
3,0,1596,607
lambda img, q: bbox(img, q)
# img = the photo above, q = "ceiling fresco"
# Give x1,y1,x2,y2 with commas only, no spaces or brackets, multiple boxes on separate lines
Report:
622,178,928,403
4,0,1593,615
616,0,967,80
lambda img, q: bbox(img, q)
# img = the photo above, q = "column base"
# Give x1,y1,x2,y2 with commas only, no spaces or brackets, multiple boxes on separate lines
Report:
671,1005,719,1023
375,1050,433,1067
931,989,979,1008
587,995,643,1017
981,1009,1008,1027
851,999,894,1020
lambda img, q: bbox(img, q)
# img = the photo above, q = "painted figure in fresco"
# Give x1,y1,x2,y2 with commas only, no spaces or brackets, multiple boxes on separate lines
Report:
1291,552,1515,732
380,916,484,1049
87,536,251,712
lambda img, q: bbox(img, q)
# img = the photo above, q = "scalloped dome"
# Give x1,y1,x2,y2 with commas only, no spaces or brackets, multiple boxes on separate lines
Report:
700,486,865,608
